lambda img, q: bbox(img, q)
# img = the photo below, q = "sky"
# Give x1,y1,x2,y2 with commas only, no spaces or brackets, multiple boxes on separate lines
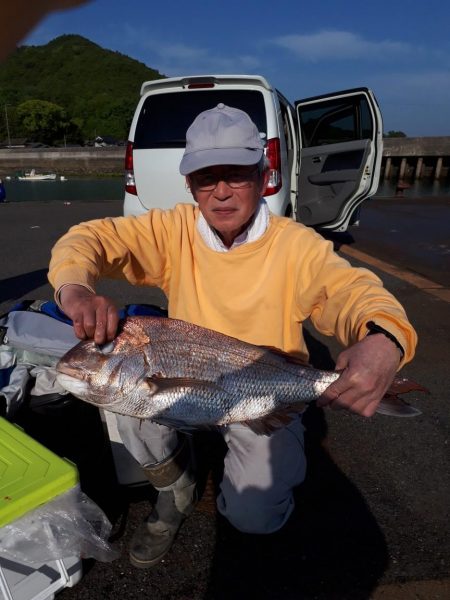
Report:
22,0,450,137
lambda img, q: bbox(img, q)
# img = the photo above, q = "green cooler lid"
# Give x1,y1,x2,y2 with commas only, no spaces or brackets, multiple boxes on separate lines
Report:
0,417,79,527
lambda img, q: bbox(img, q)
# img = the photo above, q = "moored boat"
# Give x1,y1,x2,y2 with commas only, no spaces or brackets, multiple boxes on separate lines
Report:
18,169,58,181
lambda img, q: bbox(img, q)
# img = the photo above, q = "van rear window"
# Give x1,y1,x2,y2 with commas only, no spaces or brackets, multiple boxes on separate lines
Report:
134,90,267,149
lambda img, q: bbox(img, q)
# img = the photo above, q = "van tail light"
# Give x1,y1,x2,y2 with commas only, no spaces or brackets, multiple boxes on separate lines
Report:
125,141,137,196
264,138,282,196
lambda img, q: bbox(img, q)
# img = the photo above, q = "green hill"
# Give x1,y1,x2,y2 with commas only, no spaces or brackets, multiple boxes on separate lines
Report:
0,34,165,143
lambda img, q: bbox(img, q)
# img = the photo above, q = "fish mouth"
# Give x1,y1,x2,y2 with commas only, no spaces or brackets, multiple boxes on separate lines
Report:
56,373,90,399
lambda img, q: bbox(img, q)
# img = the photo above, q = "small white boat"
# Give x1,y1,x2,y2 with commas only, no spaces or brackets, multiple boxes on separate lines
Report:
18,169,57,181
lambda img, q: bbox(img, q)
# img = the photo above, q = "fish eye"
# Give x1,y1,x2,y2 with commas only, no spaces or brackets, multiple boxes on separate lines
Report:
97,341,115,354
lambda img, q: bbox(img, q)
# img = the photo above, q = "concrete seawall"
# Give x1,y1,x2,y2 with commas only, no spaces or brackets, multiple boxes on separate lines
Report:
0,147,125,176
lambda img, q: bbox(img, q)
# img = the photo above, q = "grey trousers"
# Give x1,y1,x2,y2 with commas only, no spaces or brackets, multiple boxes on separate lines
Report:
116,415,306,534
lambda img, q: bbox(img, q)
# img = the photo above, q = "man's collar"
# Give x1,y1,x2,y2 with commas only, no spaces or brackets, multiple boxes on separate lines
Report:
197,199,269,252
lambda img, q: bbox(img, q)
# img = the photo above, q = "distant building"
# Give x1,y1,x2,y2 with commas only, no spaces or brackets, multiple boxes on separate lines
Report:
94,135,119,147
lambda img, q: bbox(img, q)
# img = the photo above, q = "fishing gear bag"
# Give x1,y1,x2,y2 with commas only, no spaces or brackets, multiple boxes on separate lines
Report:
0,299,167,418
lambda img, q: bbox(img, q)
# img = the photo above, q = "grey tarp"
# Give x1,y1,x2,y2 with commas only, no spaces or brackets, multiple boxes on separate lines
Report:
0,309,79,416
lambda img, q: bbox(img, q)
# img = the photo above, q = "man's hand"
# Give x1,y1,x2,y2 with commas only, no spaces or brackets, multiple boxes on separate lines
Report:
1,1,91,61
317,334,402,417
59,284,119,344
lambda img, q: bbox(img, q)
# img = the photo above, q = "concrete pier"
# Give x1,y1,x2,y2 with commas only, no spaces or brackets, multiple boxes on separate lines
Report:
382,136,450,180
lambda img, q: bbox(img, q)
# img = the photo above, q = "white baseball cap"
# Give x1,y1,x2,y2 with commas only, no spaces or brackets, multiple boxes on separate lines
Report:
179,103,265,175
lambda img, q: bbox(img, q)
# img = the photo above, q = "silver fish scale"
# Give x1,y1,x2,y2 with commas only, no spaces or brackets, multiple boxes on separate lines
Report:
107,318,341,424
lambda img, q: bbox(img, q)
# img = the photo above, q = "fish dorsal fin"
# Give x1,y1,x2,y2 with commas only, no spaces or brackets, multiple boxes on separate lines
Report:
261,346,310,367
145,375,220,393
242,403,307,435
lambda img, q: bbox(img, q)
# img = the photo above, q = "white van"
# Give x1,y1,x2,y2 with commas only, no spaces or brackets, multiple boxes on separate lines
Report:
124,74,383,232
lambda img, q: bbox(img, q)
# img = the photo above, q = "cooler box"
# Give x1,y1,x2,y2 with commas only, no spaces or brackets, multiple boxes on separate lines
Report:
0,417,82,600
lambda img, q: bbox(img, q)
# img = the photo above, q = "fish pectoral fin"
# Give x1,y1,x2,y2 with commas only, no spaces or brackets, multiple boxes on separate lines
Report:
145,375,219,393
243,404,306,435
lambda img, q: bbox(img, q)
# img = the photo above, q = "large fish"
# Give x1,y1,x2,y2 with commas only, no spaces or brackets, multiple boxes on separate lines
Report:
56,316,423,434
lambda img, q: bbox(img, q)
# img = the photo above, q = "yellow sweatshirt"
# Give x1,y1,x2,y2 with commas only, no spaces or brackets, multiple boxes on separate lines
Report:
48,203,417,365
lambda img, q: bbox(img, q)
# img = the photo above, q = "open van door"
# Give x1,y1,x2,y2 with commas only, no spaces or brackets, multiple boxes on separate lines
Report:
295,88,383,232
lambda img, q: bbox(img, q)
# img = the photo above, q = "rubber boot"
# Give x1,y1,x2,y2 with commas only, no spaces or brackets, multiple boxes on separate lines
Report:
129,435,197,568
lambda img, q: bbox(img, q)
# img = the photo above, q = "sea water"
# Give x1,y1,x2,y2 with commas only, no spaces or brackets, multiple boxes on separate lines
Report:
2,178,124,203
2,176,450,204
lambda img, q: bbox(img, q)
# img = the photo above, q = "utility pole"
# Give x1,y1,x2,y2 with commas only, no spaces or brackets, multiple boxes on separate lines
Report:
4,105,11,147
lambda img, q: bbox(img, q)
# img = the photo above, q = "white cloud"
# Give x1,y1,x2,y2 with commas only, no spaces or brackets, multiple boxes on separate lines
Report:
271,30,412,62
137,39,207,62
121,24,261,75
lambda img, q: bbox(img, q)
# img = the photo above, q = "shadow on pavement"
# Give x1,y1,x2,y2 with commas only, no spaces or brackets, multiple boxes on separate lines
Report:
319,229,356,252
201,412,389,600
0,269,49,304
201,329,389,600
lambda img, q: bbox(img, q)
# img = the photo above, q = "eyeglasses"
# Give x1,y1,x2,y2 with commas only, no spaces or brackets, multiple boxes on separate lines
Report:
191,167,259,191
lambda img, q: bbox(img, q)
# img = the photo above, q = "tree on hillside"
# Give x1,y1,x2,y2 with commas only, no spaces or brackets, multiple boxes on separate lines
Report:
16,99,81,145
384,130,407,138
81,95,134,140
0,35,164,143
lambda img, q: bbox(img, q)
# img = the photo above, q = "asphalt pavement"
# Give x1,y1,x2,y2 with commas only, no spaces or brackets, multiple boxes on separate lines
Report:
0,196,449,599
